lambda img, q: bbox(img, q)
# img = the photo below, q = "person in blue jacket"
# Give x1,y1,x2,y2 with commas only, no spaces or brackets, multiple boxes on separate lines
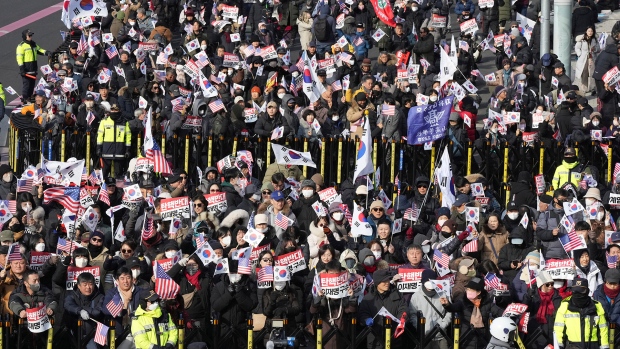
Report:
102,267,145,349
345,23,372,60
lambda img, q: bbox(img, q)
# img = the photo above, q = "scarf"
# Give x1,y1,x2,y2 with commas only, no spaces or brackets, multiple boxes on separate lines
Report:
185,269,202,290
536,288,555,324
363,265,376,274
604,284,620,300
470,298,484,328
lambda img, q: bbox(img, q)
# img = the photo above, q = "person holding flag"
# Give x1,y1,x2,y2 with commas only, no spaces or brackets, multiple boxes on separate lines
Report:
102,267,145,345
409,269,452,349
497,225,535,283
522,270,562,348
63,272,105,349
537,188,584,260
132,290,179,349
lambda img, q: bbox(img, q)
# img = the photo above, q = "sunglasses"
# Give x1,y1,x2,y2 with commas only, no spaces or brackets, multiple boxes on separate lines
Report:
121,249,133,253
372,208,384,212
91,238,102,242
262,258,273,262
194,203,203,207
262,191,272,195
210,189,218,192
417,185,428,189
543,282,553,287
267,106,276,109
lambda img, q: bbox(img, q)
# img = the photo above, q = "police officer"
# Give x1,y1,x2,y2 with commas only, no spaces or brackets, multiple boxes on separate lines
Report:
551,147,584,193
554,277,609,349
96,104,132,178
131,290,178,349
15,29,50,103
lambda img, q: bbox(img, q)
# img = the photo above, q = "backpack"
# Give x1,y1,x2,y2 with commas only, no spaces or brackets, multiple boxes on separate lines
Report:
314,17,329,41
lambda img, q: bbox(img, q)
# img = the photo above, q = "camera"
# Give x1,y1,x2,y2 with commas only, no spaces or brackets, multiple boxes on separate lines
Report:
265,319,297,349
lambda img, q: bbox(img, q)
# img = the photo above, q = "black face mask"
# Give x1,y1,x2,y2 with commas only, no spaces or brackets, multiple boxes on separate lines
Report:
564,156,577,163
571,291,591,308
88,243,104,257
441,231,452,238
11,223,24,232
284,247,296,254
356,195,367,203
422,286,437,297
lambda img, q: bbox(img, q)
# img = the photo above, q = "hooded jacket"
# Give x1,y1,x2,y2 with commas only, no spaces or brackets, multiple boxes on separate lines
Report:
291,192,323,233
594,44,620,80
537,206,584,259
497,226,535,282
132,305,178,349
509,171,537,208
210,274,258,332
281,94,300,136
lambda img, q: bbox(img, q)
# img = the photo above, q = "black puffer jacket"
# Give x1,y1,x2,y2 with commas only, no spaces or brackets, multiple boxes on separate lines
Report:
412,33,435,65
497,226,535,282
210,274,258,333
572,5,596,38
168,262,211,322
291,192,323,233
594,44,620,80
444,292,504,349
64,284,105,340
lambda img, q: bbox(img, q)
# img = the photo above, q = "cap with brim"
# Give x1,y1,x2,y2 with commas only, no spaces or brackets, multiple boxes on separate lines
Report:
459,258,475,268
606,268,620,283
584,188,602,201
254,214,268,225
571,277,588,293
126,257,141,269
143,290,160,302
356,185,368,195
0,230,13,242
372,269,394,284
453,194,469,206
271,191,284,200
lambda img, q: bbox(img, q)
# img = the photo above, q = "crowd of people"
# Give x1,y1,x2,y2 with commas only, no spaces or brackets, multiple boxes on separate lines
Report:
5,0,620,348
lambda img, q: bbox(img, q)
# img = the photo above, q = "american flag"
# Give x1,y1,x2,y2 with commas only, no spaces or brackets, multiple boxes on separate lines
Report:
295,57,305,72
142,214,155,241
154,263,180,299
234,247,252,274
247,212,255,229
353,36,364,46
77,35,88,55
43,187,80,213
145,141,172,175
170,97,186,112
17,179,33,193
208,99,225,113
607,253,618,269
98,182,110,206
195,234,206,250
614,163,620,183
404,204,419,221
339,203,352,224
105,293,123,318
611,214,617,231
0,200,16,214
86,111,96,126
81,168,88,182
433,249,450,268
56,237,77,254
559,229,587,252
381,105,396,116
94,321,109,346
462,238,478,252
88,171,100,185
257,266,274,282
484,273,500,290
105,45,118,59
275,212,292,230
7,243,21,261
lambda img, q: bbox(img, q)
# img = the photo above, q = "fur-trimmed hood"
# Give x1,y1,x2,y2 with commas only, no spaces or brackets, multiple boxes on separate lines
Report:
219,209,249,228
308,220,337,239
194,210,220,229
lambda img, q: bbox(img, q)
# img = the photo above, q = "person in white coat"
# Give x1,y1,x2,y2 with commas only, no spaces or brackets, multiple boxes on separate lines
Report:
574,26,600,93
574,248,603,297
409,269,452,349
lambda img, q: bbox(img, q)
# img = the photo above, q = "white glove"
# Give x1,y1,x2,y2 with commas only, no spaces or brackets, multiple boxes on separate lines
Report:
115,251,121,257
80,310,90,320
178,257,188,267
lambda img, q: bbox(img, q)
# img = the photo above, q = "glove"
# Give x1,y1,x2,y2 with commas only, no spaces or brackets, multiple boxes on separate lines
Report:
125,146,131,159
365,318,374,327
178,257,188,267
96,146,103,157
227,283,235,294
80,310,90,320
19,65,25,76
457,229,470,241
165,344,174,349
270,291,279,303
405,227,414,240
233,283,243,293
323,226,332,235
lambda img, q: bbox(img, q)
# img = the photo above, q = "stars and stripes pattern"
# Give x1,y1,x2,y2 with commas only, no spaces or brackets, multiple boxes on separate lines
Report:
275,212,293,230
105,293,123,318
98,182,110,206
43,187,80,213
88,171,100,185
484,273,500,290
559,229,587,253
105,45,118,59
142,214,155,241
86,111,96,126
611,214,617,231
234,247,252,274
247,212,255,229
381,105,396,116
77,35,88,55
17,179,33,193
195,234,206,250
94,321,109,346
146,141,172,175
257,266,274,282
208,99,225,113
154,263,180,299
7,243,22,262
433,249,450,268
462,238,478,253
607,253,618,269
56,237,77,254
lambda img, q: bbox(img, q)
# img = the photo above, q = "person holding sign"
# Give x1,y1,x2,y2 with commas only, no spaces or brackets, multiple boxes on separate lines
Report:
262,278,302,338
63,272,105,349
9,269,56,346
359,268,408,349
132,290,179,349
0,253,28,315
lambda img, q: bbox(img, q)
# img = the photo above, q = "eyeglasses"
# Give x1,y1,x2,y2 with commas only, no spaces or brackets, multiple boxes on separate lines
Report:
121,249,133,253
262,258,273,262
194,203,203,207
91,238,102,242
186,263,198,268
372,208,384,212
262,191,272,195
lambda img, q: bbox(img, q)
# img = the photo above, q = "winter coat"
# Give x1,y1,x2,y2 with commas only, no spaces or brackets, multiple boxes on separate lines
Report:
210,274,258,333
522,288,563,347
254,113,291,138
297,17,314,50
444,292,504,349
132,305,178,349
409,290,452,338
498,0,512,22
477,227,509,265
575,35,600,84
309,293,357,349
412,34,435,65
593,284,620,325
259,204,297,240
571,5,596,38
307,220,335,261
168,263,211,322
279,0,303,26
64,284,105,339
291,192,323,233
358,286,409,349
102,286,144,334
497,230,535,282
537,206,583,259
575,261,603,297
594,44,620,81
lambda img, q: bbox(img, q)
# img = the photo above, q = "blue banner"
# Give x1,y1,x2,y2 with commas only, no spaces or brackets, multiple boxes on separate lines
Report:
406,96,454,145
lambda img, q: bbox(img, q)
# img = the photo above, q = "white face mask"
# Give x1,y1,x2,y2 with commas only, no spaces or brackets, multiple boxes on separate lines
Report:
437,218,447,227
278,93,286,99
511,238,524,245
302,189,314,198
585,198,596,206
274,281,286,290
22,203,32,212
592,121,600,126
132,269,141,278
221,236,232,248
147,302,159,311
332,212,344,221
2,173,11,182
75,257,88,268
553,280,564,288
256,227,268,233
201,45,208,51
229,273,241,283
372,251,382,260
128,21,136,26
597,212,605,220
165,251,177,259
430,95,438,102
35,243,45,252
422,245,431,254
412,6,419,11
507,212,519,220
292,72,300,77
332,115,339,122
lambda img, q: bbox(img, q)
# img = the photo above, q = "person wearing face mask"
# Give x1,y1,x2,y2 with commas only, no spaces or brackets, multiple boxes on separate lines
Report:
537,188,585,260
409,269,452,348
554,277,609,349
117,13,144,52
123,257,150,290
550,148,582,192
593,269,620,328
450,194,472,232
10,270,56,337
307,216,335,263
132,290,178,349
497,226,534,283
211,260,258,349
0,164,15,201
358,247,378,275
440,277,503,349
501,201,530,242
63,272,105,349
96,104,132,178
477,213,509,266
84,231,112,291
328,202,351,242
291,179,322,232
521,271,563,348
262,279,301,337
252,214,281,250
347,89,377,139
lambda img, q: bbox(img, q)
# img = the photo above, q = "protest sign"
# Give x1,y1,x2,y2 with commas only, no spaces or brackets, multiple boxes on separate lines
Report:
160,196,190,221
397,268,424,293
27,305,52,333
319,271,349,299
66,266,101,290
